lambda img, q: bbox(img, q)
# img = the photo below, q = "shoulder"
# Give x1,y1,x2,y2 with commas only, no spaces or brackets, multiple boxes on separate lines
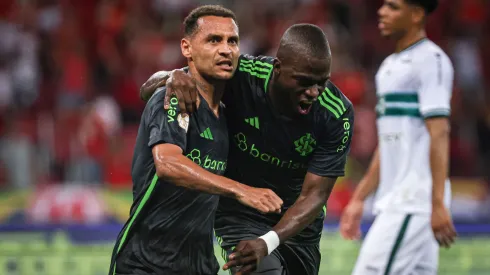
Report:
147,87,167,106
378,54,395,68
146,87,181,117
315,81,354,122
232,54,275,92
236,54,274,78
414,40,453,70
239,54,275,65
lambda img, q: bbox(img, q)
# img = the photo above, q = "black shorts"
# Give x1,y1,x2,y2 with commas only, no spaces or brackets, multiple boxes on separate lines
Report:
109,225,219,275
220,242,320,275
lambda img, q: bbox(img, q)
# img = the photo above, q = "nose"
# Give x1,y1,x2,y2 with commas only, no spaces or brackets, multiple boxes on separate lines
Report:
305,86,320,101
218,43,232,56
378,5,386,17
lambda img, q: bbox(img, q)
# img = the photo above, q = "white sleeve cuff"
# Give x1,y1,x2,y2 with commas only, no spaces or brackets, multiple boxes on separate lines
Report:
421,108,451,118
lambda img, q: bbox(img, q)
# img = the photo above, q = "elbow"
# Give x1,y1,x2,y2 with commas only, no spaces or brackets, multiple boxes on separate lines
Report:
140,85,149,101
139,88,145,100
155,156,182,181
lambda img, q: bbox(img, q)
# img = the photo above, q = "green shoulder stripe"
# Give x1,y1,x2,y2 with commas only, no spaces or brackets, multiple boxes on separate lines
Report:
318,87,346,119
239,58,273,91
240,58,273,69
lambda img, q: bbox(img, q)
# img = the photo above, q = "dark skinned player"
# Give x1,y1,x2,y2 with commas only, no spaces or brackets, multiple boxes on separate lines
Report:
141,23,354,275
109,6,282,275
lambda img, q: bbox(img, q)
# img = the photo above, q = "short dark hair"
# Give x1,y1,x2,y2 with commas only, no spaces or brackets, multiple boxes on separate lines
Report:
405,0,438,14
183,5,237,36
277,24,331,61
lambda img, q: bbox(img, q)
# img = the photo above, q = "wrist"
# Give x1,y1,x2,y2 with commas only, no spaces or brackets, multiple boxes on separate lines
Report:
351,179,373,202
259,231,280,255
432,198,445,207
230,181,246,199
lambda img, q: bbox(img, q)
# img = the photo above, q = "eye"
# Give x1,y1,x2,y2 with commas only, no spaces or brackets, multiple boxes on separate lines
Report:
387,2,398,10
296,77,315,87
209,36,222,43
295,77,307,86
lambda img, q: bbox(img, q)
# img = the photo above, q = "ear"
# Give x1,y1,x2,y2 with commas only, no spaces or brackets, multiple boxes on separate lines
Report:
273,58,281,75
411,5,425,25
181,38,191,58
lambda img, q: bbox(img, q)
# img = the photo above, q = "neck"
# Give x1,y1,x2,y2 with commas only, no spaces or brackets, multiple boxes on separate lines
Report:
188,65,225,112
394,28,426,53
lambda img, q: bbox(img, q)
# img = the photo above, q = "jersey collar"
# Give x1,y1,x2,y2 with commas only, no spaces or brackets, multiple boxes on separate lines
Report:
397,37,428,54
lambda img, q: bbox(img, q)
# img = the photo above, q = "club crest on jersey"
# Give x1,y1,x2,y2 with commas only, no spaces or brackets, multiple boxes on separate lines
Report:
177,113,189,132
294,133,316,157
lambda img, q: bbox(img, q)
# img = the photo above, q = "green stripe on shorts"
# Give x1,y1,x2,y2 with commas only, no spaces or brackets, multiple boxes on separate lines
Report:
384,214,412,275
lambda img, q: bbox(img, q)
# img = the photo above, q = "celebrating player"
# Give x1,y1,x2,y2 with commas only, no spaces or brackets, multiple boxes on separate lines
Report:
340,0,457,274
109,6,283,275
140,23,354,275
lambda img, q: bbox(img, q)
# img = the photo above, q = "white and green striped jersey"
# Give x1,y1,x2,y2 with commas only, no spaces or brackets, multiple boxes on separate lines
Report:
373,38,453,215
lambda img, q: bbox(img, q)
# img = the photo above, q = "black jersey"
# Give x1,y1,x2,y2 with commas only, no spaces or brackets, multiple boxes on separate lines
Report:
215,55,354,245
110,88,228,275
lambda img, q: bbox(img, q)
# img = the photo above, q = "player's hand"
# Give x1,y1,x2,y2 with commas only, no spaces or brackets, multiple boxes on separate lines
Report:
431,202,457,248
163,69,198,114
339,199,364,240
236,186,283,214
223,239,268,275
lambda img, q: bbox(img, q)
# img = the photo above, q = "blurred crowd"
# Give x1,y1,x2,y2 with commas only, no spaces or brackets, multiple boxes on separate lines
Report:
0,0,489,191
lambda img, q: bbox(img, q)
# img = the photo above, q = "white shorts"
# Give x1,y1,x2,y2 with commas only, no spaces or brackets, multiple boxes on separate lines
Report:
352,211,439,275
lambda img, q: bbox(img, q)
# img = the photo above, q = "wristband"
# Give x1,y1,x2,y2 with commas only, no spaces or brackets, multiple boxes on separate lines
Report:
258,231,280,255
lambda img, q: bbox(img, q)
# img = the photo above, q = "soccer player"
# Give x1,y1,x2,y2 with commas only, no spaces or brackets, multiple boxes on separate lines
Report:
140,23,354,275
339,0,457,274
109,6,283,275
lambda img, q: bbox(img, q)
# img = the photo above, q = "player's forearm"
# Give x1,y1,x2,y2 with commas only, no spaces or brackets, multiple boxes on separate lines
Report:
351,148,380,201
272,176,336,243
140,71,171,101
272,193,327,243
155,155,243,198
429,126,450,205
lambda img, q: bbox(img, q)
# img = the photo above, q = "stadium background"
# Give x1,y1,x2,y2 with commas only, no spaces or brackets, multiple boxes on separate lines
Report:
0,0,489,274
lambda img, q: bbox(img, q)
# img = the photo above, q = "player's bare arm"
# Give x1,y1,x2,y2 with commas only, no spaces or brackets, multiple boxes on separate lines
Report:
140,69,197,113
223,173,336,274
340,148,380,240
152,143,283,214
272,173,336,242
140,71,172,101
141,69,198,113
426,117,457,248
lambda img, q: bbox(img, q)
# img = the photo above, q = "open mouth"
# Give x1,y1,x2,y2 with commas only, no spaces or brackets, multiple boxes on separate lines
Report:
298,102,313,115
216,60,233,71
378,21,388,30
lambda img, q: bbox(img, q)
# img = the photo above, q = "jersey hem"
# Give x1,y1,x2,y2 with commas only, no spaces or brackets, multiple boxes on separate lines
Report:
147,139,186,152
373,208,432,216
421,108,450,119
307,168,345,177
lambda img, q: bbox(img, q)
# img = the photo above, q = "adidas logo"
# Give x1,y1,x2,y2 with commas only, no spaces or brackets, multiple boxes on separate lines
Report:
244,117,259,129
200,127,214,140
